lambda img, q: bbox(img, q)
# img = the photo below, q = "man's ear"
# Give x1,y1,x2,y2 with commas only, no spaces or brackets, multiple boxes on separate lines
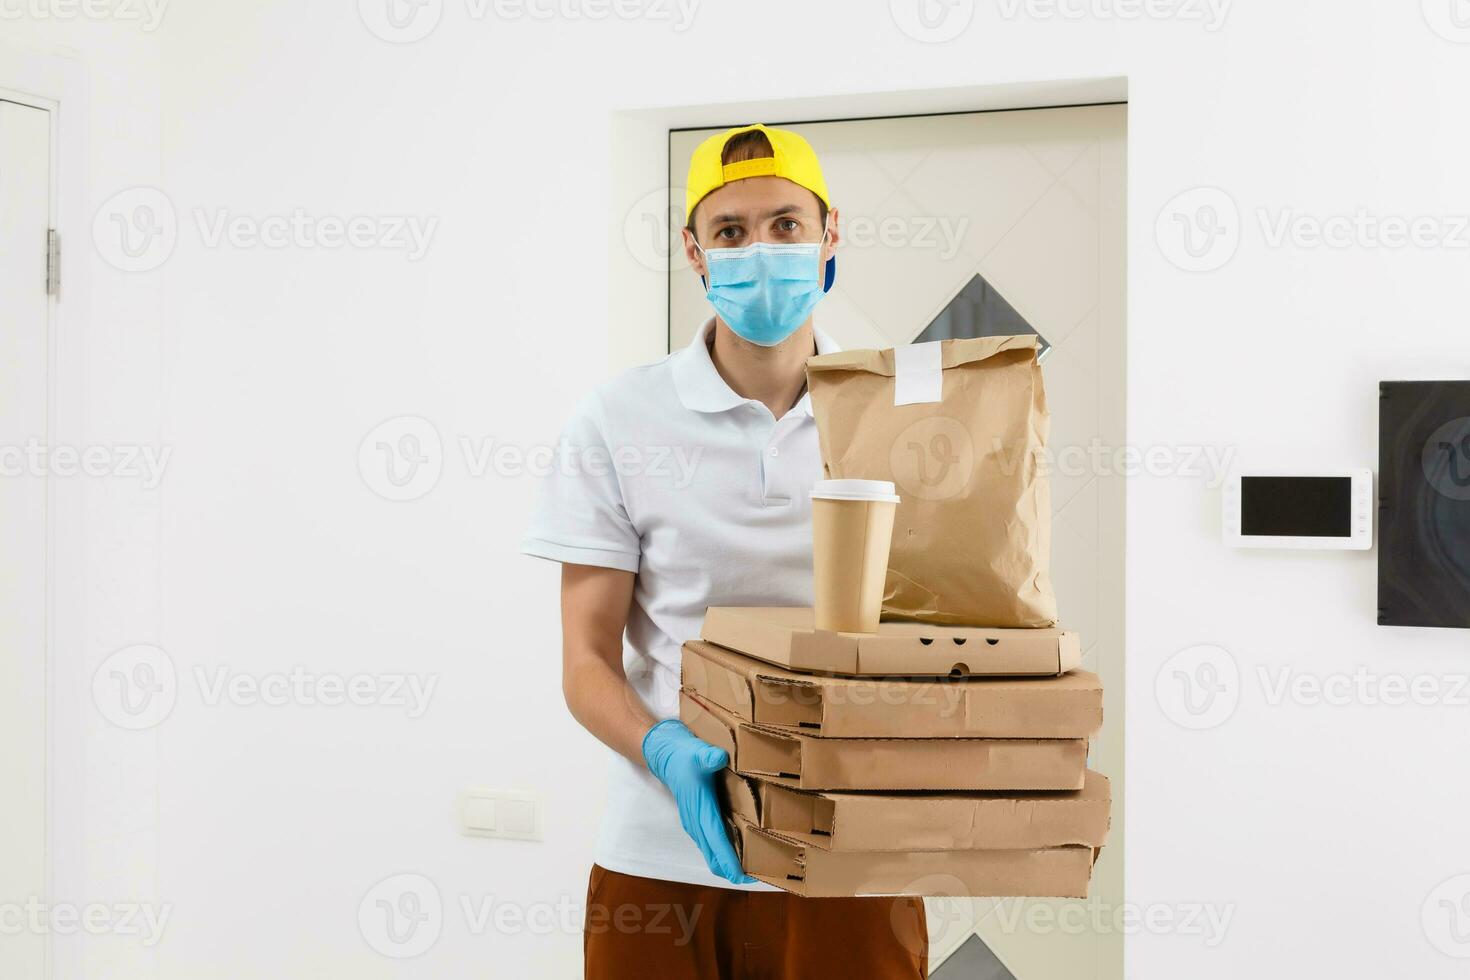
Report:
681,226,706,279
821,207,840,262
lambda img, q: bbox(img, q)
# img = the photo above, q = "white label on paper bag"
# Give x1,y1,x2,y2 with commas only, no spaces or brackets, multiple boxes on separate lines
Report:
893,341,943,406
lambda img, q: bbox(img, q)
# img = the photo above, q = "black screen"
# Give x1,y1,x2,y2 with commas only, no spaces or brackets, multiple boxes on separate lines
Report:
1240,477,1352,537
1379,380,1470,629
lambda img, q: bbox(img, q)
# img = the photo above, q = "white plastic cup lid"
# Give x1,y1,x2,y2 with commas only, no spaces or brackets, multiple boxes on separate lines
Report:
811,479,901,503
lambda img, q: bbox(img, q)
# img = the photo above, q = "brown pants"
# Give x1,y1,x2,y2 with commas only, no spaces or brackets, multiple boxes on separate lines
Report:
584,865,928,979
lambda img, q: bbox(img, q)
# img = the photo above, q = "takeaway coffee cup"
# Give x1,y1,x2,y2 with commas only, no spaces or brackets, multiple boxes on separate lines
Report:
811,479,901,633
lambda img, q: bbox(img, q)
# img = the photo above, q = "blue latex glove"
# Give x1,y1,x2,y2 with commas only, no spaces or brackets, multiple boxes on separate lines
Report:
641,719,756,885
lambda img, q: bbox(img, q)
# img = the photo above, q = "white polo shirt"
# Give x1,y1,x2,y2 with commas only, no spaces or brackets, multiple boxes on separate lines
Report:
522,316,838,889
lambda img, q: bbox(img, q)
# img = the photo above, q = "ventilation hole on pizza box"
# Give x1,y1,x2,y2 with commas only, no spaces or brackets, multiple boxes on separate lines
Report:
952,637,967,645
986,638,1000,646
950,664,971,677
919,637,934,646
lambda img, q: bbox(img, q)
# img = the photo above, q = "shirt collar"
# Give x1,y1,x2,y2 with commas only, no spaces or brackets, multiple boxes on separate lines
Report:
671,317,841,417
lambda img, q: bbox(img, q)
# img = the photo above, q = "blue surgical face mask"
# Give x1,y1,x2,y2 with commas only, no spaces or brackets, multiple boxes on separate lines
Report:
696,224,830,346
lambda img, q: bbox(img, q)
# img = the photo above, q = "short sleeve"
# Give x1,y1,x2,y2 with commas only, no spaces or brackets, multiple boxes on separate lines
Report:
520,392,641,573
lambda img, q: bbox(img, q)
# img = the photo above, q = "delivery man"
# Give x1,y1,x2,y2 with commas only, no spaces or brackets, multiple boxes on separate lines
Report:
522,124,928,978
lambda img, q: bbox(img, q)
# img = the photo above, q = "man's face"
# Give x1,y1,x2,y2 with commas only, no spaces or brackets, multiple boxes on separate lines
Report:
682,175,840,281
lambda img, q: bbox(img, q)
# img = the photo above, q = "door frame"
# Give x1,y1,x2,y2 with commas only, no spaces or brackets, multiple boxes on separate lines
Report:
1,43,91,980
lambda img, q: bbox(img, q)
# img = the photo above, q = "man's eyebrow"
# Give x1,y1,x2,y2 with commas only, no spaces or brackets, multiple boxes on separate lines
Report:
708,204,813,227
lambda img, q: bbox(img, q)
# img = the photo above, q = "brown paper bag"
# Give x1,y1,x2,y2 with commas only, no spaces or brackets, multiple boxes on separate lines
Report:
806,335,1056,627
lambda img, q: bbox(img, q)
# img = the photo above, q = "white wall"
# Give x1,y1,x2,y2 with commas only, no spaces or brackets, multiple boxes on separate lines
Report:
10,1,1470,977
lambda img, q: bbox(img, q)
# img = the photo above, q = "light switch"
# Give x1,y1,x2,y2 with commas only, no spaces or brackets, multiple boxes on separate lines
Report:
462,796,496,832
458,789,541,841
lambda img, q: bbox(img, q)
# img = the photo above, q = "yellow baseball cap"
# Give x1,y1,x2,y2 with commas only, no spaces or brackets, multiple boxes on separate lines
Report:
684,123,831,224
685,123,836,291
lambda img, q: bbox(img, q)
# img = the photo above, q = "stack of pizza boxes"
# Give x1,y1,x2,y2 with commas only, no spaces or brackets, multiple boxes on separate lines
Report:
679,336,1109,898
679,608,1108,898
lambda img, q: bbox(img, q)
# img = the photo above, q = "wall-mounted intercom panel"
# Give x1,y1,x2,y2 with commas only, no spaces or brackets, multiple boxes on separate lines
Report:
1223,470,1374,551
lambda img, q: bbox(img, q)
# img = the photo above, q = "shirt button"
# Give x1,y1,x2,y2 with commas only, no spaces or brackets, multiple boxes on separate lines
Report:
768,447,779,457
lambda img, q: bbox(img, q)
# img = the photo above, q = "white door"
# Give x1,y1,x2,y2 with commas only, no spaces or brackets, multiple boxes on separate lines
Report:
670,105,1126,979
0,97,54,980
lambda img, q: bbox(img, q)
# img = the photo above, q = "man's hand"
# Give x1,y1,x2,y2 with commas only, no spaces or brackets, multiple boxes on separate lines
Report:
559,563,753,883
641,719,755,885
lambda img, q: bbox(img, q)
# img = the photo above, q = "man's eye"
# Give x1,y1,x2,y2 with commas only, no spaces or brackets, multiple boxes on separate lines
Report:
715,226,741,240
776,219,799,233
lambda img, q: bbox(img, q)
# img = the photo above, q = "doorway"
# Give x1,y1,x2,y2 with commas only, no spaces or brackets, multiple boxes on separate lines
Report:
668,104,1127,978
0,94,55,979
